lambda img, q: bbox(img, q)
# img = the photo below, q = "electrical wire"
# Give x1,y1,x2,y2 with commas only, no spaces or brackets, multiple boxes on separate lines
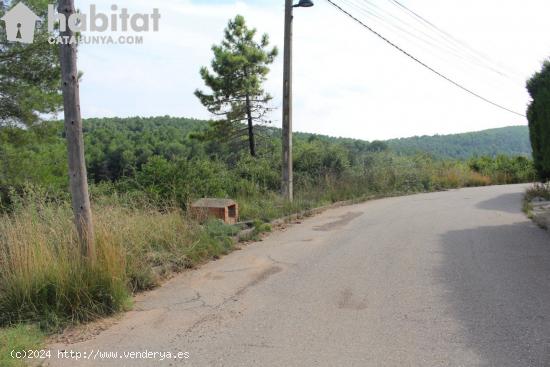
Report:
343,0,526,92
324,0,526,118
385,0,524,80
348,0,521,82
340,0,501,76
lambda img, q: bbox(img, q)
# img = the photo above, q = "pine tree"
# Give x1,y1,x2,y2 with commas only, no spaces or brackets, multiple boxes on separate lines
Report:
0,0,62,127
195,15,278,157
527,60,550,181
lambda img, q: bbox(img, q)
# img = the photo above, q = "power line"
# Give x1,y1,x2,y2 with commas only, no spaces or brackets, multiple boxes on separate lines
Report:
342,0,504,77
324,0,526,118
345,0,525,90
354,0,489,66
358,0,518,80
385,0,524,80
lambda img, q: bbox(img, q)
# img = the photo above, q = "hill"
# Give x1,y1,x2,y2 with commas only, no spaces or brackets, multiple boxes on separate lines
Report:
80,118,531,161
0,117,533,193
385,126,531,159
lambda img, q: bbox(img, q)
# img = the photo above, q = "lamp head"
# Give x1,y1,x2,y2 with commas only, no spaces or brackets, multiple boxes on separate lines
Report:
294,0,314,7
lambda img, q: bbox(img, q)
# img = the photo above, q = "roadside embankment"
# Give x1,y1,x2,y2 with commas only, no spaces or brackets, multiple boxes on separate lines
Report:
524,183,550,230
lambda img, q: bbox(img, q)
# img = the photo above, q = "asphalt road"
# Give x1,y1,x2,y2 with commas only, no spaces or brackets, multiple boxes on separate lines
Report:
48,184,550,367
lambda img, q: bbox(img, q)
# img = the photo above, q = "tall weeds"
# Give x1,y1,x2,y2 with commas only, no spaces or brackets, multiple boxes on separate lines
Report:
0,200,236,329
0,152,535,330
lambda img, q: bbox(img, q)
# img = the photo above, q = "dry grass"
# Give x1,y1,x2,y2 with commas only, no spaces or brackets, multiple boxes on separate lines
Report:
0,203,129,329
523,182,550,219
432,167,492,189
0,202,237,330
525,182,550,202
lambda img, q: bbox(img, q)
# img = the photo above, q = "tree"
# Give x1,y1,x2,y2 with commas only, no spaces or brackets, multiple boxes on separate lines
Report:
0,0,62,127
527,59,550,181
367,140,389,153
58,0,95,262
195,15,278,157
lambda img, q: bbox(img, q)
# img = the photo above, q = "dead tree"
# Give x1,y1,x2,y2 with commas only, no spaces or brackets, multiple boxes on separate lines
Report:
58,0,95,262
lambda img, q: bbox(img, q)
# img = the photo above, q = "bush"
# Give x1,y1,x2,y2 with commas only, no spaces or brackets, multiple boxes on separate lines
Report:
527,60,550,180
468,155,536,184
125,157,235,208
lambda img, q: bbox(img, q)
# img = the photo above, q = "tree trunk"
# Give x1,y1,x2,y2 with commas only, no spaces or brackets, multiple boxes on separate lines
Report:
58,0,95,262
245,94,256,157
282,0,293,201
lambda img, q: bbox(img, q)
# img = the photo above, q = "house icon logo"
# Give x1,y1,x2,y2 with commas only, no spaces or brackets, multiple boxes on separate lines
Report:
1,2,40,44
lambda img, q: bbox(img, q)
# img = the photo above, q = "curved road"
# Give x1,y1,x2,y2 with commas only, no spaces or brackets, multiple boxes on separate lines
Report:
49,184,550,366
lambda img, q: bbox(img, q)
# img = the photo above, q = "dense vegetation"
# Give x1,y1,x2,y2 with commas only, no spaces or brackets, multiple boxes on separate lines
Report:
527,60,550,180
0,0,62,127
386,126,531,159
0,117,537,213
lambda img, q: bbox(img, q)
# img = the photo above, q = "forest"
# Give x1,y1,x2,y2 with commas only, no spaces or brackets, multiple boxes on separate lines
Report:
386,125,531,159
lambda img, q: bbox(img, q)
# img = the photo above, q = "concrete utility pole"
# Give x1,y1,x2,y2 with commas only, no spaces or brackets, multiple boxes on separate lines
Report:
282,0,313,202
58,0,95,262
282,0,294,201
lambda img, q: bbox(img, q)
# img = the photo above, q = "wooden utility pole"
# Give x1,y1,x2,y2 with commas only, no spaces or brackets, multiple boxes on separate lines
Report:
58,0,95,262
245,94,256,157
282,0,293,201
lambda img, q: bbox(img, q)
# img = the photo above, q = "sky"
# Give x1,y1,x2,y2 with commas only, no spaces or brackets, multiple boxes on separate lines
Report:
75,0,550,141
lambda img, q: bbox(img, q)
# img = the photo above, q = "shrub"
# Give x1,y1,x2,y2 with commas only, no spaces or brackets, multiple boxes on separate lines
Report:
527,60,550,180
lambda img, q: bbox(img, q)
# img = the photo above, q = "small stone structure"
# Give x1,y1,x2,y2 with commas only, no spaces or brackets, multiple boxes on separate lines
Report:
191,198,239,224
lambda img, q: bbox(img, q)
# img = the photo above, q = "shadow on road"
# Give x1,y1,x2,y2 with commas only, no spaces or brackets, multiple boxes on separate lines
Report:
476,192,525,214
438,222,550,367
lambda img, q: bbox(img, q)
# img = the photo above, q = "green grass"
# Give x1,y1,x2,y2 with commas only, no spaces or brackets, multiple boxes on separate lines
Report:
0,324,45,367
237,191,321,222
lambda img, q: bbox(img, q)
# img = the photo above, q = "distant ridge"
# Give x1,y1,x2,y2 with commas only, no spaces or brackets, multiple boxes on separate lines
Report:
385,126,531,159
81,118,531,160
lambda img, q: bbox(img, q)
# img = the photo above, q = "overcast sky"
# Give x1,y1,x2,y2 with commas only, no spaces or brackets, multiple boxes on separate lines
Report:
76,0,550,141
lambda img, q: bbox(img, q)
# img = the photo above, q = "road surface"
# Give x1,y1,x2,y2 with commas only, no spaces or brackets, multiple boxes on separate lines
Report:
48,184,550,366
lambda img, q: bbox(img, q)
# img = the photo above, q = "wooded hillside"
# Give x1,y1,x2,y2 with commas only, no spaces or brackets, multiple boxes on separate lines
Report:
386,126,531,159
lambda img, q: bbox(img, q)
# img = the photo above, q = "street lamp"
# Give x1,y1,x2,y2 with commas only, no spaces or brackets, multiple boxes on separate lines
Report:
294,0,314,7
282,0,314,202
